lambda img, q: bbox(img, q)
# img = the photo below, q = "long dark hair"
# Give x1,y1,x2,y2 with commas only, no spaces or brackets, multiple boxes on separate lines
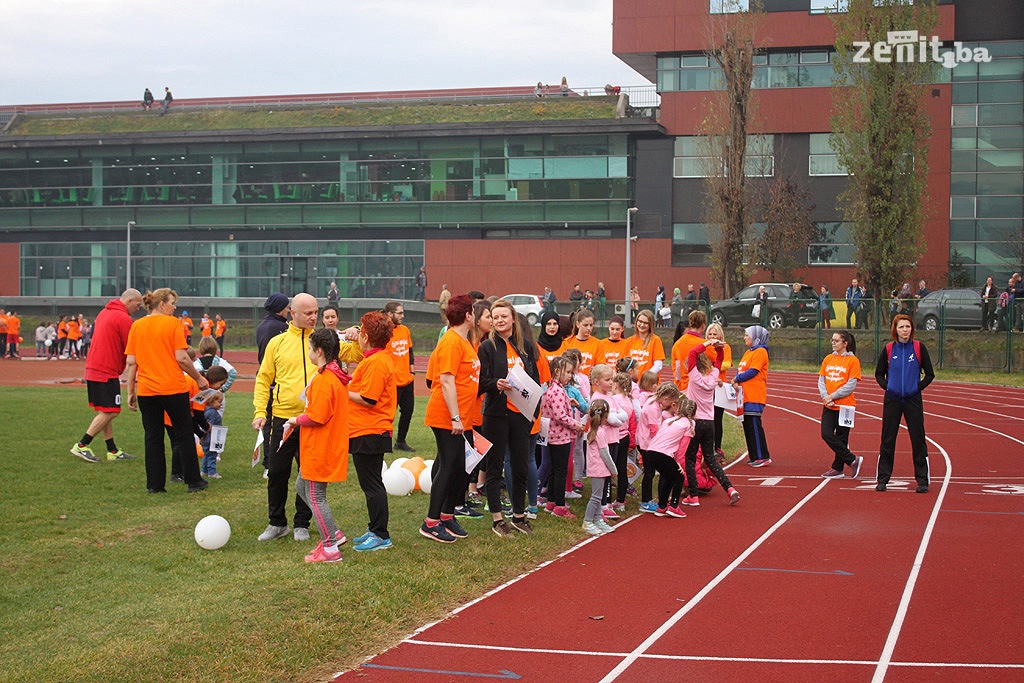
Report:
834,330,856,354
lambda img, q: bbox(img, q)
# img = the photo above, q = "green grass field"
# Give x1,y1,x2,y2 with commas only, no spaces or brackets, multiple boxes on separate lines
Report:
0,387,746,683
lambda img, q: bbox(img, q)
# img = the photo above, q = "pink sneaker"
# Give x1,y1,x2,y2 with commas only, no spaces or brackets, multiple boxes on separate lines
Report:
552,505,577,519
665,505,687,518
611,501,626,512
728,487,740,506
545,501,557,513
601,505,619,520
681,496,700,507
304,544,342,563
654,507,669,517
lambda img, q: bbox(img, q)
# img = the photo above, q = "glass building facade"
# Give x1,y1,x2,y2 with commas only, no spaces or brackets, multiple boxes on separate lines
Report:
1,132,634,296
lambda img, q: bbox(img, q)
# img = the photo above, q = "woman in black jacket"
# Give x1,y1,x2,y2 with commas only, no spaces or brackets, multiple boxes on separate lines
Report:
478,299,542,537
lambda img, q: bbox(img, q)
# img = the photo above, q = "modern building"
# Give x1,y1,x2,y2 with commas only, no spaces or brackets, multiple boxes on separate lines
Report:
1,1,1021,303
613,0,1023,289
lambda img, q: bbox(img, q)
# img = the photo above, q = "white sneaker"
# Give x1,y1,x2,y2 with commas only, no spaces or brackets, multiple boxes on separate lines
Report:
564,490,582,499
262,469,269,479
581,521,603,536
257,524,289,541
595,518,615,533
293,527,311,541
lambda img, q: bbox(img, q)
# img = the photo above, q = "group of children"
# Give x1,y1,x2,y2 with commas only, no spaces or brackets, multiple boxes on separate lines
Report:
32,314,90,359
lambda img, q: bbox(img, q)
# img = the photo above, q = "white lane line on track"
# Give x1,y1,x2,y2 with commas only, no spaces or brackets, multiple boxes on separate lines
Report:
871,435,952,683
597,478,831,682
401,641,1024,669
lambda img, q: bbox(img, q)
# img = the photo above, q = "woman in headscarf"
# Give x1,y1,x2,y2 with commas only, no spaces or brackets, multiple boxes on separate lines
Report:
732,325,772,467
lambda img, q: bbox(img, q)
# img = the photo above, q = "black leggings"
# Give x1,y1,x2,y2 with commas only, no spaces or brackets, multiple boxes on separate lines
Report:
427,427,470,519
546,442,571,507
137,392,202,490
684,419,732,497
645,450,684,508
395,382,415,443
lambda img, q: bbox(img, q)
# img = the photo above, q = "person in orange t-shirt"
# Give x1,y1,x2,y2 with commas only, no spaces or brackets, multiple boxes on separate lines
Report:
420,295,479,543
626,309,665,378
285,328,351,563
818,330,863,479
180,311,194,345
0,309,8,358
66,315,82,359
347,311,397,552
732,325,771,467
199,313,214,338
562,308,600,376
671,310,712,391
57,315,69,357
125,288,210,493
597,315,630,368
214,314,227,355
4,310,20,358
384,302,417,452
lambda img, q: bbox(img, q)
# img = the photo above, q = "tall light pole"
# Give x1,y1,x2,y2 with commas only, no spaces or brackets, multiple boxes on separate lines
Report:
126,221,135,290
625,207,639,328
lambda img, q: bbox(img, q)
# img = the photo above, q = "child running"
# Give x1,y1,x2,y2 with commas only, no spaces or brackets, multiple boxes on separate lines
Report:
582,399,616,535
636,381,680,512
644,395,697,517
285,328,351,563
682,339,741,506
733,325,772,467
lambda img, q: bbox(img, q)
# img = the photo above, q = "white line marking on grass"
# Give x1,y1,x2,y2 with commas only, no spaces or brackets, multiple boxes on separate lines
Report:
871,436,952,683
597,478,831,682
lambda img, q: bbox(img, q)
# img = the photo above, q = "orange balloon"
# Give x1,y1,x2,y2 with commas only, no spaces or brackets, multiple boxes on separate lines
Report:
401,457,428,490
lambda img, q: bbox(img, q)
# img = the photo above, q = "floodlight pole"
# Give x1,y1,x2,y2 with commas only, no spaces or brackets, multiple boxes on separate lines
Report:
625,207,639,329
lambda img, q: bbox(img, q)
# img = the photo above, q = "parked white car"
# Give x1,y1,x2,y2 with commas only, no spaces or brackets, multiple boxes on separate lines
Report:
500,293,545,326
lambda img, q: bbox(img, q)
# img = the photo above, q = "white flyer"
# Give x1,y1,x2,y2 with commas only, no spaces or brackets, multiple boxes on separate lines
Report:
505,364,542,418
838,405,856,428
209,425,228,453
714,383,739,411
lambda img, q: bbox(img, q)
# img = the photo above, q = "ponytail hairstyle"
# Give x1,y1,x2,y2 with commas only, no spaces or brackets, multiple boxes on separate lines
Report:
639,371,660,393
143,287,177,312
571,308,595,338
589,363,613,388
653,381,680,403
308,327,340,365
612,371,632,395
547,356,570,385
672,396,697,432
587,399,610,444
615,355,637,378
835,329,857,354
562,348,582,374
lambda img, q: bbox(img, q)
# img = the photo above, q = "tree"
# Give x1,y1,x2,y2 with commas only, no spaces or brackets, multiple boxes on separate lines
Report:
946,248,971,288
753,176,817,282
830,0,939,302
702,0,763,297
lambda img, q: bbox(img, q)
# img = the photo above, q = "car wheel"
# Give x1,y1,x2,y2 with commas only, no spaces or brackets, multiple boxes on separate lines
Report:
923,315,939,331
768,312,785,330
710,311,727,327
526,313,538,326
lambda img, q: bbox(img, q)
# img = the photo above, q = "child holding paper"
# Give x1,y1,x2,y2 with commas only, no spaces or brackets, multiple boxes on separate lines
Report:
200,392,224,478
819,330,863,479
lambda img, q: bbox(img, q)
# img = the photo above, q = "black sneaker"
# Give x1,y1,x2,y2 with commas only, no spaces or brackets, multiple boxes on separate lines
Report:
875,482,887,492
188,479,209,493
916,485,929,494
419,521,456,543
395,442,416,452
170,474,184,483
442,517,468,538
454,505,483,518
508,517,534,535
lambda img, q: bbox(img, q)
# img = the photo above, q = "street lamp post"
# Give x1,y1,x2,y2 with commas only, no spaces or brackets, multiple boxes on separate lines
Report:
126,221,136,290
625,207,639,328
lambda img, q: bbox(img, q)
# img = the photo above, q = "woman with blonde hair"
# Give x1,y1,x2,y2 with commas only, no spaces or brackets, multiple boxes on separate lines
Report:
626,309,665,378
704,321,731,461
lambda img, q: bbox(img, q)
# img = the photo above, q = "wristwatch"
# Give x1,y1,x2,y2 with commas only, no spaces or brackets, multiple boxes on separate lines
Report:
451,416,461,422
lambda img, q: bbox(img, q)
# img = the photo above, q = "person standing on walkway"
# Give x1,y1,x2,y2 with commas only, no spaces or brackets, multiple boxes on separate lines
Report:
818,330,863,479
733,325,772,467
845,278,861,329
874,314,934,493
385,301,416,452
70,289,143,463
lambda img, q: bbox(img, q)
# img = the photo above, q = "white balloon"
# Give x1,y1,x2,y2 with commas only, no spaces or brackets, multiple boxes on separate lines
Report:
194,515,231,550
389,457,409,470
418,461,434,494
44,339,53,347
382,467,415,496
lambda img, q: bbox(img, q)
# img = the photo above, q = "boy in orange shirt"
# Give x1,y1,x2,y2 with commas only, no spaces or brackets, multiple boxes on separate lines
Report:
285,328,351,563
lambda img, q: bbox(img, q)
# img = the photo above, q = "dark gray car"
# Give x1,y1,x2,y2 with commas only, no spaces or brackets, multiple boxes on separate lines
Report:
914,288,996,331
708,283,818,330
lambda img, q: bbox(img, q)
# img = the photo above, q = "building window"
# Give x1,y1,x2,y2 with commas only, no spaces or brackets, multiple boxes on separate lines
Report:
673,135,774,178
808,133,849,176
710,0,749,13
809,0,848,13
672,223,713,266
809,222,856,265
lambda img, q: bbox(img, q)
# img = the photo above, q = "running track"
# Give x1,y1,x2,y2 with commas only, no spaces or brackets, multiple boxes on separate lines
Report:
333,371,1024,682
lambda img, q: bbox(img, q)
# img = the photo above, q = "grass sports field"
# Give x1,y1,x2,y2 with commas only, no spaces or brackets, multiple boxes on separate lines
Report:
0,382,744,683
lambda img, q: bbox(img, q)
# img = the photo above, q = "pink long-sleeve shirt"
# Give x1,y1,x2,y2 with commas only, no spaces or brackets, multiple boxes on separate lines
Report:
541,380,578,446
686,344,722,421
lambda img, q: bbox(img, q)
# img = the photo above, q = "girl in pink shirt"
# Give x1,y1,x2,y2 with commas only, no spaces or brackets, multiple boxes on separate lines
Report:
583,399,615,535
681,341,740,507
636,382,680,512
540,357,584,517
609,372,637,511
589,364,627,520
644,396,697,517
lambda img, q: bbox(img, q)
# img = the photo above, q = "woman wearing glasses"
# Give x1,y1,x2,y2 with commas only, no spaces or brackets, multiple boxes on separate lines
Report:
626,309,665,378
818,330,863,479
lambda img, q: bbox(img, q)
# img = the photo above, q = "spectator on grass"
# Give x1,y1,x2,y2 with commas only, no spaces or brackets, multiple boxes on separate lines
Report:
384,302,416,453
214,314,227,355
69,289,143,463
125,288,209,493
255,293,290,472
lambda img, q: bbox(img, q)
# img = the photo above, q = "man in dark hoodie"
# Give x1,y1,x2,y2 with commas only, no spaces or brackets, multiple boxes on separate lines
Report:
70,289,143,463
254,293,290,473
